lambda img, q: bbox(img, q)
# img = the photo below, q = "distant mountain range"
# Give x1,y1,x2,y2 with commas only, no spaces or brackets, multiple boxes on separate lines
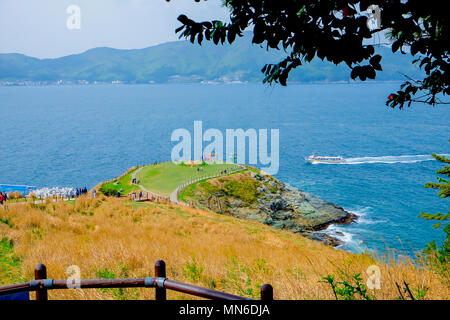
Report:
0,34,423,85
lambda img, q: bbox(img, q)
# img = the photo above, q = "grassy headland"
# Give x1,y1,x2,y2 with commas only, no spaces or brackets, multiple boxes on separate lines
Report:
99,162,239,197
135,162,239,196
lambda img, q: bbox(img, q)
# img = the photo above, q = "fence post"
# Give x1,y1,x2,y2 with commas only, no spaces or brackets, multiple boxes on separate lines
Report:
260,284,273,301
155,260,166,301
35,263,48,301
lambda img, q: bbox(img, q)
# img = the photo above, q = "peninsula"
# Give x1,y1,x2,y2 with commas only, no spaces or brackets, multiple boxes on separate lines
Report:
96,162,356,246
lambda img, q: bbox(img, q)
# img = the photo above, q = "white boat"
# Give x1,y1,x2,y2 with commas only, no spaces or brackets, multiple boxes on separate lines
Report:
305,154,345,164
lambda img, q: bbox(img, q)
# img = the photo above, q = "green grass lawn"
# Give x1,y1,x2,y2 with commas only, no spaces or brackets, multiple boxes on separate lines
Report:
135,162,239,196
99,167,141,196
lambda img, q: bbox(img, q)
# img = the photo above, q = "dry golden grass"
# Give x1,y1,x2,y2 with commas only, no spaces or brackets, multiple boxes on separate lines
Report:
0,196,448,300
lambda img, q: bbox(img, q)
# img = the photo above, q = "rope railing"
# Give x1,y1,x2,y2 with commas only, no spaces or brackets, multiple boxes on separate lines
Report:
0,260,273,301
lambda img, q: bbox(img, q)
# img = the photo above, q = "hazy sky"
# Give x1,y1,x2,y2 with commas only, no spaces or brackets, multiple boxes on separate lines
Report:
0,0,229,58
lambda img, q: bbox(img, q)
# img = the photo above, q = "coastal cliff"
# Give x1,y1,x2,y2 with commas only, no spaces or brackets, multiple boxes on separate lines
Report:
181,170,356,246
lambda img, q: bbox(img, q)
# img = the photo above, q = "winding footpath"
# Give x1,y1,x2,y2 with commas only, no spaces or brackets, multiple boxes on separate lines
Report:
131,167,169,201
131,165,246,206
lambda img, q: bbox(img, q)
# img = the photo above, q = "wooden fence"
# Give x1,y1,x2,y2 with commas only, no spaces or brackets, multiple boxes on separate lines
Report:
0,260,273,301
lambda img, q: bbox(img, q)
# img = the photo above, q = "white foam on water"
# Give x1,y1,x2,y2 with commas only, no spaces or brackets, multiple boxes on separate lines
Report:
346,206,387,225
325,224,354,244
312,154,450,165
320,206,380,252
319,224,367,253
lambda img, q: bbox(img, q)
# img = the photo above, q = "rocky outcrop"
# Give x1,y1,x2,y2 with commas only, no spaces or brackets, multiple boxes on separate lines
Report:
279,183,357,230
223,172,357,246
186,170,356,247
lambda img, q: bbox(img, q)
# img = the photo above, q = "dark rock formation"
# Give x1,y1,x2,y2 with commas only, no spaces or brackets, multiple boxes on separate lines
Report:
227,172,357,246
190,170,357,247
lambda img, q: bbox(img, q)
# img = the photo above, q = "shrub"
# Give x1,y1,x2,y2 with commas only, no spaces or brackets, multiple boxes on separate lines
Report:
183,257,204,283
99,184,118,196
7,191,23,200
321,273,372,300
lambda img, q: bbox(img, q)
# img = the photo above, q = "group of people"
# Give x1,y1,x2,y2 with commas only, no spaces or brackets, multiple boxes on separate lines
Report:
75,187,88,197
131,178,140,184
0,191,8,205
131,190,143,201
0,187,96,205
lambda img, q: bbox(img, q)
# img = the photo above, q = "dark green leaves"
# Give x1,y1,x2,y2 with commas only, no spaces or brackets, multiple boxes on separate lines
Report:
351,65,376,81
177,15,192,26
227,29,236,44
350,66,360,80
369,54,382,71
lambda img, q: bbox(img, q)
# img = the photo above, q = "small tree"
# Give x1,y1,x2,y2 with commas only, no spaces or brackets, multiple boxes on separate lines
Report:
418,145,449,285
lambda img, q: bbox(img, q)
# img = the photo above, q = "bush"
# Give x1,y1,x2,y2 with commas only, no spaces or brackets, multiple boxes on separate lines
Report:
99,184,118,196
7,191,23,200
183,257,204,283
321,273,372,300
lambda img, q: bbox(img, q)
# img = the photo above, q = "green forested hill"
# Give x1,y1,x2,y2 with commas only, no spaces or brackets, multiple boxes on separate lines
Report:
0,34,423,84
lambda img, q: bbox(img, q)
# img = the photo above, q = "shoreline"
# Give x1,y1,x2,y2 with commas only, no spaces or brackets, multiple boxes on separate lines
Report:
304,212,359,247
0,80,404,87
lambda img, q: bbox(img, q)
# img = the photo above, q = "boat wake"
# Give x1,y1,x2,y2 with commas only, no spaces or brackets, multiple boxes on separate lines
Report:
313,154,449,165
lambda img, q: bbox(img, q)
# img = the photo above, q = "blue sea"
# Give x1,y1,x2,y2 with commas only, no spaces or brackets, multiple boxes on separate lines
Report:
0,83,448,257
0,184,36,194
